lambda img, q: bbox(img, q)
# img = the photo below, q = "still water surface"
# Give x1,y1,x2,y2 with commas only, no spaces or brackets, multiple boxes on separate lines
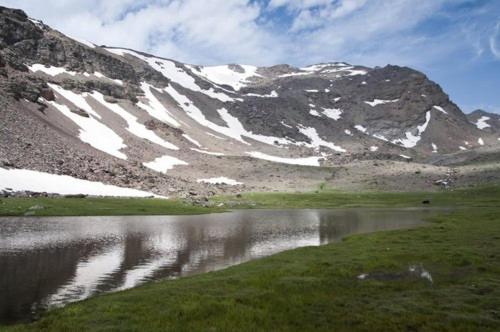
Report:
0,208,442,324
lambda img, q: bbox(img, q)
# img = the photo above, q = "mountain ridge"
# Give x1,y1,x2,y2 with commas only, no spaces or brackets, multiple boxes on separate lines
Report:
1,5,499,197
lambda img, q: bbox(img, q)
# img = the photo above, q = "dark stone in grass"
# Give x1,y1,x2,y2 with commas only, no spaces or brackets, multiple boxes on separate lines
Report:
422,200,430,204
64,194,87,198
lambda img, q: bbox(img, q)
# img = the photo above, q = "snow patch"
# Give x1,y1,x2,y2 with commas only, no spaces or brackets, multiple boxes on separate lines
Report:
432,143,438,153
0,168,158,197
107,48,236,102
91,92,178,150
309,110,321,117
392,111,431,148
246,90,278,98
28,18,43,27
93,72,123,86
475,116,491,130
191,148,225,156
192,65,260,91
29,64,77,77
344,129,353,136
322,108,342,120
354,125,367,133
49,84,101,118
137,83,180,127
183,134,202,147
165,84,292,147
246,152,322,166
478,138,484,146
400,154,411,159
370,146,378,152
364,99,399,107
373,134,389,142
433,105,448,114
67,35,96,48
297,126,346,152
206,133,226,140
143,155,188,174
48,100,127,159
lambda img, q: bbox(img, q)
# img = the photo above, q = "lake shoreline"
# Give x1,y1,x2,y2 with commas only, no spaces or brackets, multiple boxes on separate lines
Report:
1,186,498,217
3,186,500,331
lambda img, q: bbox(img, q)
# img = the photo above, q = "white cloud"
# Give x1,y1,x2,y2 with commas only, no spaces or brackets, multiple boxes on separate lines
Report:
490,22,500,59
0,0,497,68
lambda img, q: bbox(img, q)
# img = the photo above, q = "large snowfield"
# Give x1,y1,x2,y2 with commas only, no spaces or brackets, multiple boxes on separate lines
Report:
0,168,160,197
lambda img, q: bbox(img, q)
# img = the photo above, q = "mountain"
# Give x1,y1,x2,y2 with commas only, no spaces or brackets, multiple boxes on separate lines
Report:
1,6,499,197
467,109,500,134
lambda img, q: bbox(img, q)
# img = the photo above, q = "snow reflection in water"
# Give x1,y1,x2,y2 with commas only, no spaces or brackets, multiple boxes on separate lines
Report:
0,208,444,324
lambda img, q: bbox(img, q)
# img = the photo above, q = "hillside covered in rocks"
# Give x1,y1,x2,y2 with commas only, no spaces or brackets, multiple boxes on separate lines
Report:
1,5,499,197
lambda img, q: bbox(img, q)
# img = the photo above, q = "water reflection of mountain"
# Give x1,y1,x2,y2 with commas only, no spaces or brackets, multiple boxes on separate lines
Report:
318,209,427,244
0,208,436,324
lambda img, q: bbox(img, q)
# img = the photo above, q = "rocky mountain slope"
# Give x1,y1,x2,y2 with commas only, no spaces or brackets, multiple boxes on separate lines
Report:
1,6,499,197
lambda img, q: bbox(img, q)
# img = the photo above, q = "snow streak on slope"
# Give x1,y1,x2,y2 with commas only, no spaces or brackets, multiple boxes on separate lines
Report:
137,83,180,127
301,63,367,76
163,84,293,146
297,126,346,152
322,108,342,120
354,125,367,133
91,91,179,150
182,134,202,147
192,65,260,91
475,116,491,130
246,152,322,166
191,148,225,156
246,90,278,98
364,99,399,107
47,87,127,159
29,64,77,76
392,111,431,148
30,64,123,85
106,48,236,102
0,168,158,197
143,155,188,174
93,72,123,85
433,105,448,114
49,84,101,119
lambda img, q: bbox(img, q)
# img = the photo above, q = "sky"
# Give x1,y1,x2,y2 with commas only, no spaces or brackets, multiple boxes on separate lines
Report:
1,0,499,114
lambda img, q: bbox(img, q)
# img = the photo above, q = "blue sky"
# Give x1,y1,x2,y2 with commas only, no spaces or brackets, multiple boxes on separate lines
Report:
1,0,499,113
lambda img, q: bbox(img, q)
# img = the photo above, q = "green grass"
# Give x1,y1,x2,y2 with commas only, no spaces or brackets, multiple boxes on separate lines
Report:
0,197,221,216
214,185,500,209
3,186,500,331
2,186,499,217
